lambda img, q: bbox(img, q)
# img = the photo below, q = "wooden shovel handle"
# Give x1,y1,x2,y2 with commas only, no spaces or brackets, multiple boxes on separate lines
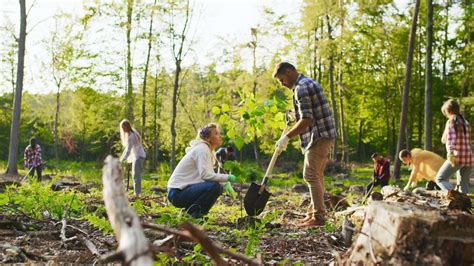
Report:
259,125,291,191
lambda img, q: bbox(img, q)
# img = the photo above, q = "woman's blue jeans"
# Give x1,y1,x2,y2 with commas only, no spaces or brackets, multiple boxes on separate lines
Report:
168,181,223,218
435,160,472,194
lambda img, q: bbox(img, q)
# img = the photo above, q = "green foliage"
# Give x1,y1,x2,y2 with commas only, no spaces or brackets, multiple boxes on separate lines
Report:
213,95,289,154
243,211,280,257
1,179,82,220
181,244,211,264
83,214,113,235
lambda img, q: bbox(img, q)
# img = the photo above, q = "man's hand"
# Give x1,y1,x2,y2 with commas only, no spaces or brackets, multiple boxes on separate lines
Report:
447,155,456,167
223,182,237,199
275,135,290,154
228,175,237,183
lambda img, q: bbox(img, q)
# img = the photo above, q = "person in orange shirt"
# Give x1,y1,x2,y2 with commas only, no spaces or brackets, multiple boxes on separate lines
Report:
399,148,444,190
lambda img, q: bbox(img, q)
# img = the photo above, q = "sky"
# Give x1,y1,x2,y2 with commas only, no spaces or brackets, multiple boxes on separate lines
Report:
0,0,302,94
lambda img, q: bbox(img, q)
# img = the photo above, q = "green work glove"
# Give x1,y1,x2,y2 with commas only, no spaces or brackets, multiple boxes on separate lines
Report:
223,182,237,199
228,174,237,183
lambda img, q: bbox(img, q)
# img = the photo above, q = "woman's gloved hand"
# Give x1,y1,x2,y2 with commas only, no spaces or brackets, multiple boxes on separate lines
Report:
447,155,456,167
228,174,238,183
223,182,237,199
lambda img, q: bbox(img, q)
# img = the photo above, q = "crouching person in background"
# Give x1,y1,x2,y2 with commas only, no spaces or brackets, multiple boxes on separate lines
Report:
366,152,391,194
399,148,443,190
167,123,237,219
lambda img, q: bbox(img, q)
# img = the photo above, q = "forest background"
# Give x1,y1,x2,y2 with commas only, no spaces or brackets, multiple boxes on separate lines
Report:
0,0,472,178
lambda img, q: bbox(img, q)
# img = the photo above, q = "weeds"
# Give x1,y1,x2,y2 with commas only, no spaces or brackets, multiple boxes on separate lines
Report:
83,214,113,235
0,178,82,219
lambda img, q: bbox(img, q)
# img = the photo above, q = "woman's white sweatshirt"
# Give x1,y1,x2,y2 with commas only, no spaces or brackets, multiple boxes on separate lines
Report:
167,140,229,189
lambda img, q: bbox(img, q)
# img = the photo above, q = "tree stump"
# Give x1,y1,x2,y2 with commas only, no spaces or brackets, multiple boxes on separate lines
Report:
344,201,474,265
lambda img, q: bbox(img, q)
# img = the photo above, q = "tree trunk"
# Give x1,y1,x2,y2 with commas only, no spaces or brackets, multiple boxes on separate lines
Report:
170,62,181,170
81,120,86,162
394,0,420,180
150,65,160,172
441,1,449,94
424,0,433,151
6,0,27,175
338,72,347,164
391,116,396,154
54,85,60,162
312,27,319,80
383,77,392,156
357,120,364,160
460,0,471,116
126,0,134,121
384,100,391,156
170,0,191,171
251,28,260,165
141,0,156,140
416,28,423,148
317,18,323,83
326,16,338,161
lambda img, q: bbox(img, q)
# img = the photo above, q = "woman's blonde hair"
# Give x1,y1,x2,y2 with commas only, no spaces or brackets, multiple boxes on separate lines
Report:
197,123,218,141
119,119,142,146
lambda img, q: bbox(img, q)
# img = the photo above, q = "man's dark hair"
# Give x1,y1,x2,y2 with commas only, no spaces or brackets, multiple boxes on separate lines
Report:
371,152,379,159
29,137,36,147
226,146,234,153
399,149,411,160
273,62,296,77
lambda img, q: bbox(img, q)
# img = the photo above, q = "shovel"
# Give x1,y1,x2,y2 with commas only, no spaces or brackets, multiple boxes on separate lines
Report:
244,123,291,217
20,166,35,182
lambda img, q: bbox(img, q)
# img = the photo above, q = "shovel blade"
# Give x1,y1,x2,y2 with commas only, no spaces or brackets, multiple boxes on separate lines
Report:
244,182,271,216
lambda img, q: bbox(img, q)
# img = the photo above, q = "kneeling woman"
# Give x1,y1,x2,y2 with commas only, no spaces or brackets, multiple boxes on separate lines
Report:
167,123,236,218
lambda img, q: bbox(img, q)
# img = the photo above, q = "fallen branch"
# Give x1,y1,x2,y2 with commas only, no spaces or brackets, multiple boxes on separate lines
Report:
66,224,89,236
142,222,260,265
0,243,29,261
0,220,27,231
60,206,77,243
335,206,366,217
100,156,153,266
80,237,100,256
181,221,226,265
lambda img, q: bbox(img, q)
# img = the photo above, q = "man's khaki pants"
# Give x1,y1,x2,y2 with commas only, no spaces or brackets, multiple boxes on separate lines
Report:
303,138,335,218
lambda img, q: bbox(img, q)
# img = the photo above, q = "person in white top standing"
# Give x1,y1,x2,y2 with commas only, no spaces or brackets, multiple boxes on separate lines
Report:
167,123,237,219
119,119,146,196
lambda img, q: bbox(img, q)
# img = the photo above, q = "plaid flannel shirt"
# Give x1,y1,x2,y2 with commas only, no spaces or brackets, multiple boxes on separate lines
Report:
292,74,336,152
445,116,473,166
24,144,43,168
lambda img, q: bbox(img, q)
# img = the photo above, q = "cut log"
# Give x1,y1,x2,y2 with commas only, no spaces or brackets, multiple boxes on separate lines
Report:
344,201,474,265
100,156,153,266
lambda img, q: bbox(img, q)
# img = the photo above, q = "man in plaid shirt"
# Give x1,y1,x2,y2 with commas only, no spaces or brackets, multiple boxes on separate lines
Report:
273,62,336,227
23,137,43,181
436,99,473,194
